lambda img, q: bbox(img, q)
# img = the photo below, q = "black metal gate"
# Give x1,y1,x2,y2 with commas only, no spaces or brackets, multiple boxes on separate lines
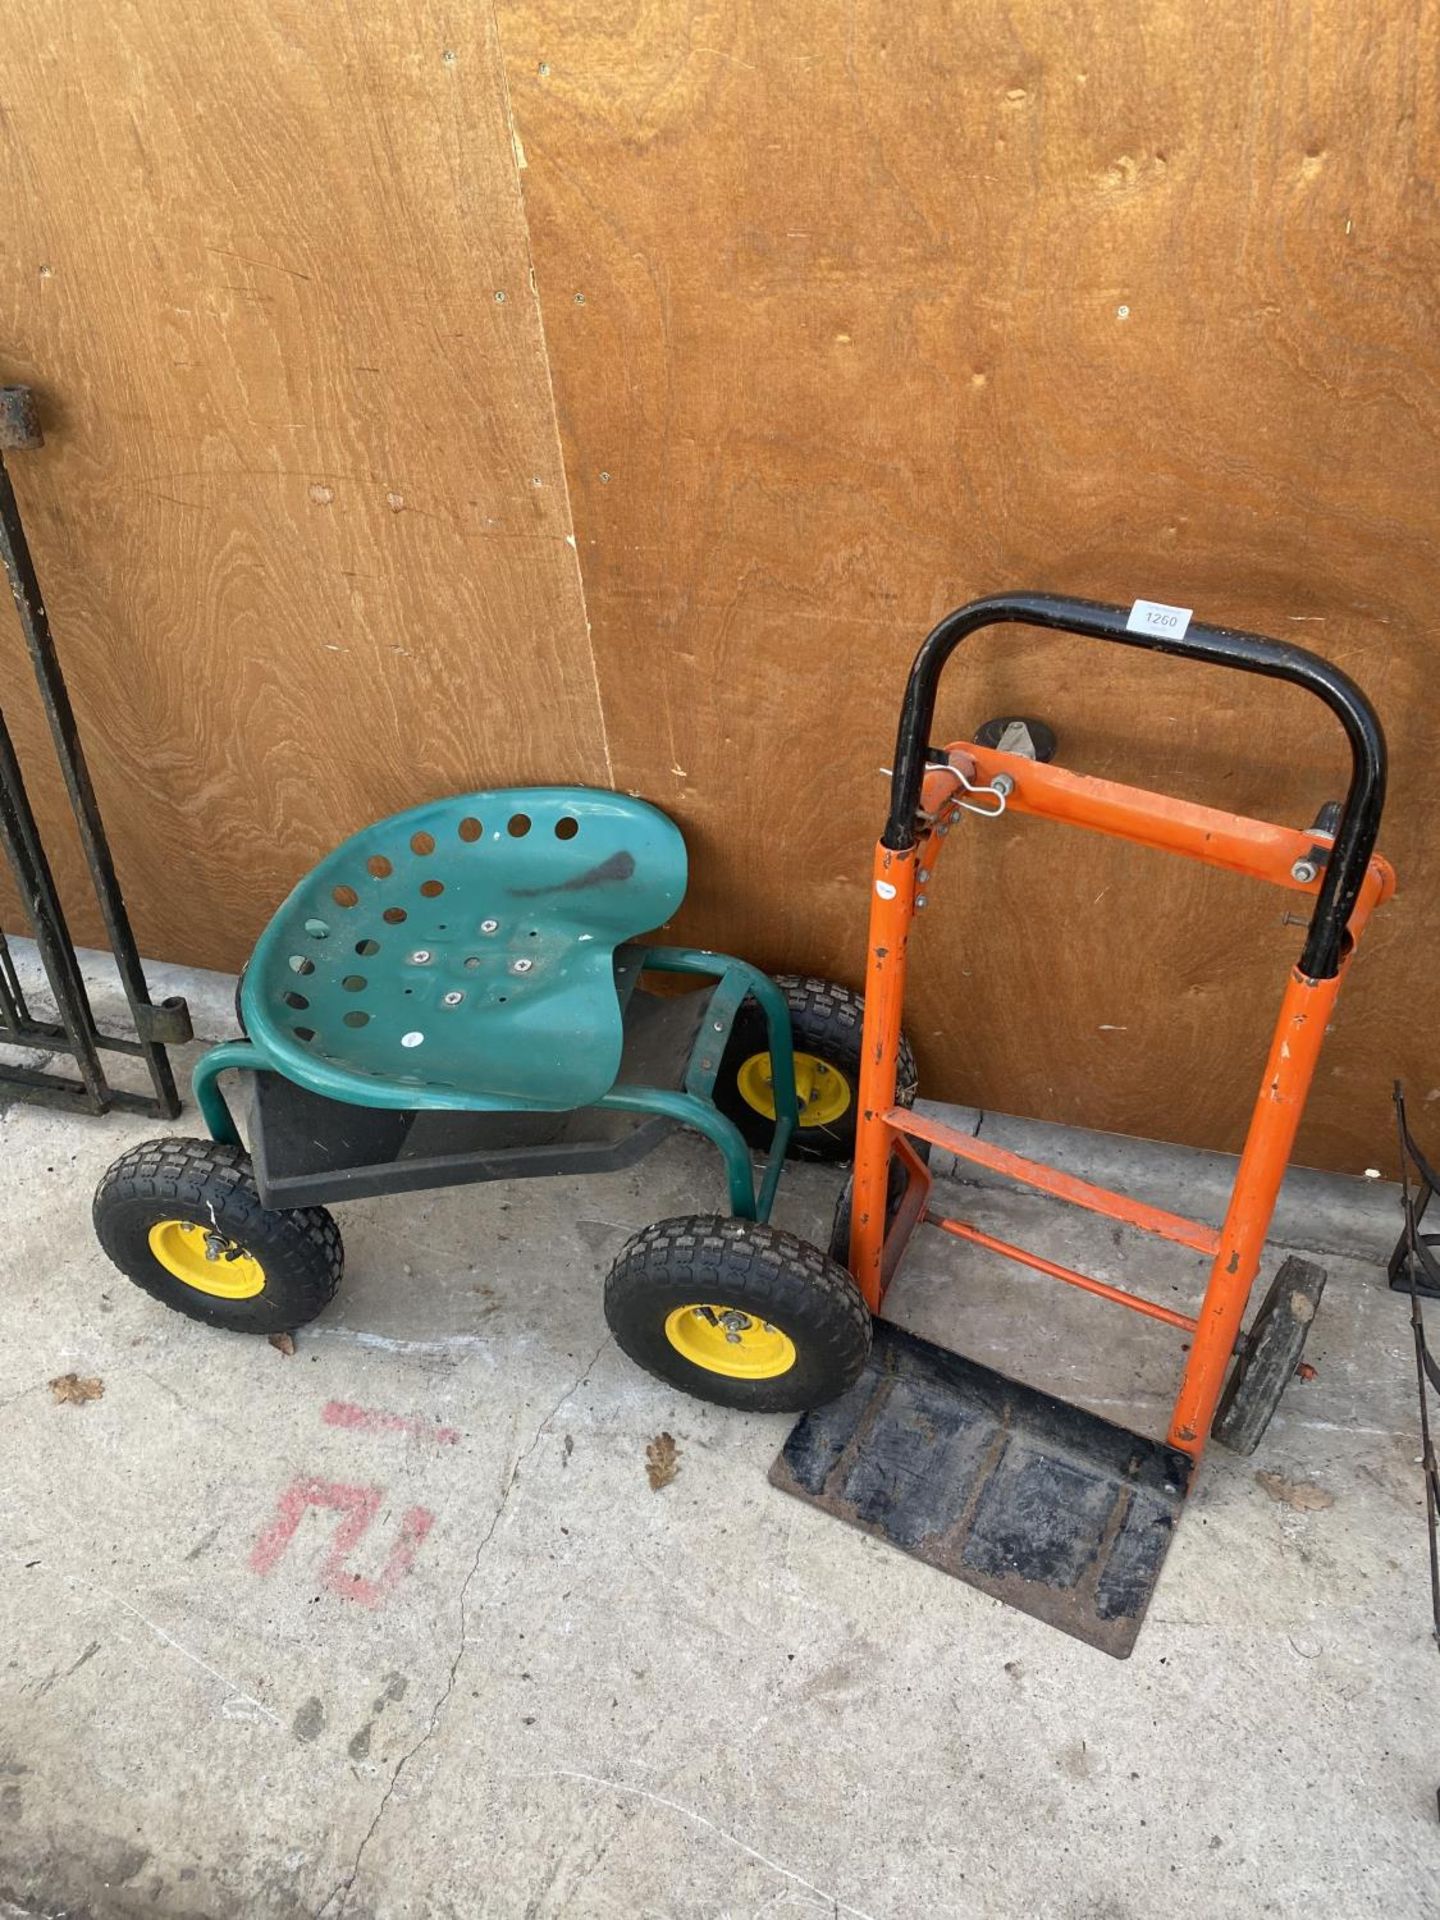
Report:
0,384,190,1117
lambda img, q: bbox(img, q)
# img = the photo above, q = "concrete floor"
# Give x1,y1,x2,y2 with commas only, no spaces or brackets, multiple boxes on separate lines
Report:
1,953,1436,1919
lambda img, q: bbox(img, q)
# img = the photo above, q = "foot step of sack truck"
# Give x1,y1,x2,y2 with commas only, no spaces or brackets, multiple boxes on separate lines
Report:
770,1320,1194,1658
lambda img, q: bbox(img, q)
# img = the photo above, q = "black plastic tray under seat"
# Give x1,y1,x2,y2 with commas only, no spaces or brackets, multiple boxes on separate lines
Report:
245,980,710,1210
771,1320,1194,1658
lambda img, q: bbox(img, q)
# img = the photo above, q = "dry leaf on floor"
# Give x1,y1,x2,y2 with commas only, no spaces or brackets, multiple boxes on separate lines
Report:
268,1332,297,1357
1256,1469,1334,1511
645,1431,679,1491
48,1373,103,1406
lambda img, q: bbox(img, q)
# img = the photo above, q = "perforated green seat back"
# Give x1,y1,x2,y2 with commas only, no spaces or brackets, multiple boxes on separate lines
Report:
242,788,688,1111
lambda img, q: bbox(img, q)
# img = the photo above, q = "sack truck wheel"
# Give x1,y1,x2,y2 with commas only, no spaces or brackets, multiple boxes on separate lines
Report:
605,1217,871,1413
828,1139,932,1264
1211,1255,1327,1456
93,1138,343,1336
713,974,918,1165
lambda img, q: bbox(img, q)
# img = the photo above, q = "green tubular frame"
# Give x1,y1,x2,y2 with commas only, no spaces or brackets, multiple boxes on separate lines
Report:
192,946,798,1222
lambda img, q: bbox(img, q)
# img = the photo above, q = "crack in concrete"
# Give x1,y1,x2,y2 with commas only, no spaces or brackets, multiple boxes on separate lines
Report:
97,1583,281,1726
129,1366,257,1451
507,1767,879,1919
315,1334,612,1919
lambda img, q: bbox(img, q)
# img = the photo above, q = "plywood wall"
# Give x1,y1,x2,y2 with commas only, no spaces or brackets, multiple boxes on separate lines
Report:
0,0,609,974
495,0,1436,1172
3,0,1435,1171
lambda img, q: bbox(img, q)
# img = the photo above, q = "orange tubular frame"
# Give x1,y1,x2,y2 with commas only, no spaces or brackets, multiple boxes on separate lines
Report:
849,614,1395,1465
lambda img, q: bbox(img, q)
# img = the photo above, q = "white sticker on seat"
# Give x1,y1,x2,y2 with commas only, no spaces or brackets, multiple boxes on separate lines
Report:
1126,598,1193,639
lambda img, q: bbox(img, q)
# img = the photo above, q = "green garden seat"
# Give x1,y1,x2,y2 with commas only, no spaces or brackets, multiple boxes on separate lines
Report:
238,787,687,1112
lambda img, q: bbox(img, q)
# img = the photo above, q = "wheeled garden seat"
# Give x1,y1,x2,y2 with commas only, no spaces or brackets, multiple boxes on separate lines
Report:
96,784,911,1413
190,786,803,1218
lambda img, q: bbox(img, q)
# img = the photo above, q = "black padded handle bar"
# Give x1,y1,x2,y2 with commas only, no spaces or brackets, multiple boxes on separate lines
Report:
883,592,1387,981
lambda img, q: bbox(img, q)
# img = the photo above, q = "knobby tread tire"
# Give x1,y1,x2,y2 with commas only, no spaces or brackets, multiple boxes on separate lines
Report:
605,1214,871,1412
714,973,917,1164
93,1136,342,1335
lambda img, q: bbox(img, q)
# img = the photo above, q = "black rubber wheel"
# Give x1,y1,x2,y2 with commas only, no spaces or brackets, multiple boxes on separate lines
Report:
1212,1255,1327,1456
712,975,917,1164
93,1137,343,1335
828,1140,932,1264
605,1215,871,1412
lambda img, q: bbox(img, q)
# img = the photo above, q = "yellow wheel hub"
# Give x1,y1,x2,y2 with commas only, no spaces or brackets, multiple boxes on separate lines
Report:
736,1050,851,1128
664,1303,798,1379
148,1220,266,1300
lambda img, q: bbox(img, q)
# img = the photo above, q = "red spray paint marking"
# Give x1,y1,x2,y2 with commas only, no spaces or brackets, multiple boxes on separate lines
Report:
322,1399,460,1447
249,1477,434,1607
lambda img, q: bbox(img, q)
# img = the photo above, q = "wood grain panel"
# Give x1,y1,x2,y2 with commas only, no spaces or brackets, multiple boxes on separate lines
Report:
0,0,607,974
499,0,1438,1171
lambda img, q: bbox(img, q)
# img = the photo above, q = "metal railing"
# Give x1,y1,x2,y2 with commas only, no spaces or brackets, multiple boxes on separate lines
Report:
0,383,190,1116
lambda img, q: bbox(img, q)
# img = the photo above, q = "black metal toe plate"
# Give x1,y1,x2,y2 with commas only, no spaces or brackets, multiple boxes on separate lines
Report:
770,1320,1193,1658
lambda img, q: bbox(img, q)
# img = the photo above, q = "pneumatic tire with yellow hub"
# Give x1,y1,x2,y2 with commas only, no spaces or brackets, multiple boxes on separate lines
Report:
604,1216,870,1412
713,975,917,1164
93,1138,343,1334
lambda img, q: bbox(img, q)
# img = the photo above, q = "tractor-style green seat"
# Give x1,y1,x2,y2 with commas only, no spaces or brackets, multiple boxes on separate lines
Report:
240,788,688,1113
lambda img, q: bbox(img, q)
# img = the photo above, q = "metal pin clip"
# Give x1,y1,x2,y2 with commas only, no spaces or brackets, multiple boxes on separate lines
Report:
881,761,1012,823
950,768,1011,819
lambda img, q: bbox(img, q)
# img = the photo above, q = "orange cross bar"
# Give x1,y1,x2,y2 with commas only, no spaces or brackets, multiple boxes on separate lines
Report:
885,1106,1221,1256
925,1212,1200,1335
961,741,1396,922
